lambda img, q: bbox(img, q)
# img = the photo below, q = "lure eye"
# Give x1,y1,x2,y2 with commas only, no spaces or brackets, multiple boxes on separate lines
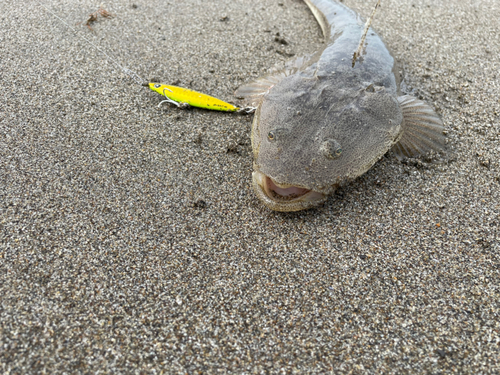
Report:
267,131,275,142
320,139,342,159
154,83,162,88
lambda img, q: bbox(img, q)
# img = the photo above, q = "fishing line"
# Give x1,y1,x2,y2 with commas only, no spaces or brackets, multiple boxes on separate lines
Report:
352,0,381,67
37,2,146,86
37,2,255,113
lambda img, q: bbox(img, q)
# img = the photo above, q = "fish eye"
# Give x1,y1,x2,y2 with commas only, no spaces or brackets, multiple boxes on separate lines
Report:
266,128,289,143
320,139,342,159
154,83,162,88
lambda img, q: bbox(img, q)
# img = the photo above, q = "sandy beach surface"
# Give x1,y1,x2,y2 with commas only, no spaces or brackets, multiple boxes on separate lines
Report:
1,0,499,372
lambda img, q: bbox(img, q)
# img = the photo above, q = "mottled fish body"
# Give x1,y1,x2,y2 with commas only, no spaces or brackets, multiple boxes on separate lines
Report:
236,0,444,211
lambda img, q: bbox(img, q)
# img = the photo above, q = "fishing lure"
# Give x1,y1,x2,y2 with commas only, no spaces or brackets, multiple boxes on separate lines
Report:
144,83,244,112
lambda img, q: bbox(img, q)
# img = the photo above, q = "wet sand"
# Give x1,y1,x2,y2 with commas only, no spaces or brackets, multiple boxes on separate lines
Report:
1,0,499,372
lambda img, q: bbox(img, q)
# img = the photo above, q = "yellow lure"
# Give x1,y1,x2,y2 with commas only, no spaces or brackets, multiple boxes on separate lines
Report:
146,82,239,112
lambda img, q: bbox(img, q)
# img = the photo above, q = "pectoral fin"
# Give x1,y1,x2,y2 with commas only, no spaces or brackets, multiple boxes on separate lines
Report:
235,55,313,106
392,95,445,159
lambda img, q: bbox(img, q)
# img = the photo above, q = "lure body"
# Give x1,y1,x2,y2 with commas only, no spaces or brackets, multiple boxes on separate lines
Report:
147,83,239,112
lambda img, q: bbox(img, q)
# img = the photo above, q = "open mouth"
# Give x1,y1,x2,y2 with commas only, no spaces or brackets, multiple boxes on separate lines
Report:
252,171,327,211
265,177,312,200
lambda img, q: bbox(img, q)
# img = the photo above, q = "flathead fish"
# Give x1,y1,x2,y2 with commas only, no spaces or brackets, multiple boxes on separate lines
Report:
236,0,444,212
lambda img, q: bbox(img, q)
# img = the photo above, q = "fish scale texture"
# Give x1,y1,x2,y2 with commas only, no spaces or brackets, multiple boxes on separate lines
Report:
1,0,499,373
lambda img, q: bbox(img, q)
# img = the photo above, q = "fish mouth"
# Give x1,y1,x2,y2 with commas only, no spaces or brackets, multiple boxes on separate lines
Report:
252,171,327,212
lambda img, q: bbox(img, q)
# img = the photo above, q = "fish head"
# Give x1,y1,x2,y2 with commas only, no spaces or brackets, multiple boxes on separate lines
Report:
251,74,403,212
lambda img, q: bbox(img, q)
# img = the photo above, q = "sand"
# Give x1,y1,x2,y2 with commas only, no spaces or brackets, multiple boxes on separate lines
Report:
1,0,499,372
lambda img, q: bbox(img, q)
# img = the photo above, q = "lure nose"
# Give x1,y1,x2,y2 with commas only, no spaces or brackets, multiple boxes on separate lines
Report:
141,82,150,87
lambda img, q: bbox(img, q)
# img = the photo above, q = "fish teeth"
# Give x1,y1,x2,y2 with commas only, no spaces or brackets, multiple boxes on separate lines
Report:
269,178,299,189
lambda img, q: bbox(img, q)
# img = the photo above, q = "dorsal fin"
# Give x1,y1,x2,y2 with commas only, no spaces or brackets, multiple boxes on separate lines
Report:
303,0,360,41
